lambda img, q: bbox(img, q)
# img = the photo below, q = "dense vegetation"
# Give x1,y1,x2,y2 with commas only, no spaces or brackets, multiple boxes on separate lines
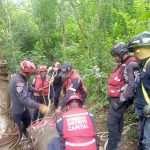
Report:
0,0,149,111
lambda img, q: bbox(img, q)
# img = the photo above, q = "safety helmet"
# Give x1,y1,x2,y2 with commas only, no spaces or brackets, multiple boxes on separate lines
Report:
60,63,72,76
128,31,150,60
110,42,128,57
39,65,47,72
20,60,37,73
66,94,82,104
128,31,150,52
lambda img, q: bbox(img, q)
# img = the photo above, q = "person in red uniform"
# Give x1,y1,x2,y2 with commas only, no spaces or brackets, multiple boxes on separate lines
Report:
55,63,88,114
48,93,98,150
107,43,140,150
32,65,51,121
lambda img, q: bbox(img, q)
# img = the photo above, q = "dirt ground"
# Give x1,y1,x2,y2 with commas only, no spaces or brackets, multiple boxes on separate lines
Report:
94,109,138,150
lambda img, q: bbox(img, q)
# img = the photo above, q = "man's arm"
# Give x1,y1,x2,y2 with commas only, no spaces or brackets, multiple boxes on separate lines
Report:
15,82,40,109
59,78,81,108
123,62,140,100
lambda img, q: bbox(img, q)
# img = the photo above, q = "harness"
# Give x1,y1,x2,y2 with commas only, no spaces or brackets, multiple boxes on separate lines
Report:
108,56,137,97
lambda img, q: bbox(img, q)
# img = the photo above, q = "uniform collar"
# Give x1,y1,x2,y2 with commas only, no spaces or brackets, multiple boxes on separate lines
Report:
19,73,28,81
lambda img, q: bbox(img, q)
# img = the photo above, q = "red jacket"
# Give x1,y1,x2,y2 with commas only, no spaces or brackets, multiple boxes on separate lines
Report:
34,74,50,96
108,56,137,97
62,107,97,150
64,69,88,98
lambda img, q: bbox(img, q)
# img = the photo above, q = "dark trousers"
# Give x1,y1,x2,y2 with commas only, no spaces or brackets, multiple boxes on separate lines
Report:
13,109,31,138
106,99,132,150
50,85,54,103
53,85,61,108
138,117,150,150
32,96,48,122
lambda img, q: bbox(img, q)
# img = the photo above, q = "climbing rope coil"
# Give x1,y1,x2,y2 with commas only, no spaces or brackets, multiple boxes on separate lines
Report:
0,104,20,150
0,124,20,150
0,61,21,150
5,117,56,150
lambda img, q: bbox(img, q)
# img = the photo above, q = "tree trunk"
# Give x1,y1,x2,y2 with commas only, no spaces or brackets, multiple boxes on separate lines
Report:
69,0,87,39
0,60,21,149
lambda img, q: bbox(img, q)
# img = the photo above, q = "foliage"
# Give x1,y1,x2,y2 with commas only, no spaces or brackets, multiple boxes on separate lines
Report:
0,0,149,110
124,105,138,140
31,0,59,61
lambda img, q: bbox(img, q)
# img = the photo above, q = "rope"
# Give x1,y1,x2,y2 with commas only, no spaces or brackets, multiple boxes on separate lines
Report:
34,72,57,122
0,97,20,149
0,124,20,149
96,123,137,150
42,92,46,105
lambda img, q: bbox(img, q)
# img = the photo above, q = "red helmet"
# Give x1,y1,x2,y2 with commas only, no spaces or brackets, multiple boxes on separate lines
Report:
20,60,37,73
67,94,82,104
39,66,47,72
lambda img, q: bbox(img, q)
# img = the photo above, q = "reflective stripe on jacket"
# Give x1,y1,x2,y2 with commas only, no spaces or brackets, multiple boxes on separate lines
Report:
62,107,97,150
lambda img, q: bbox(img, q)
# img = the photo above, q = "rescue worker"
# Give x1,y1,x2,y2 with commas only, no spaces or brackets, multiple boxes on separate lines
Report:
107,42,140,150
48,60,62,109
8,60,50,139
128,31,150,150
32,65,52,122
48,93,98,150
55,63,88,114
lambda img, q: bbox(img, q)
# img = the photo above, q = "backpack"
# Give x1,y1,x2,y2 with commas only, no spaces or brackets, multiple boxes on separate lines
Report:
108,56,137,97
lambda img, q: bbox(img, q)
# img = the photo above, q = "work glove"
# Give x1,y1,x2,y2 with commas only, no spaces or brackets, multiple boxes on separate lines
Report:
39,104,50,115
55,106,62,115
143,105,150,116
